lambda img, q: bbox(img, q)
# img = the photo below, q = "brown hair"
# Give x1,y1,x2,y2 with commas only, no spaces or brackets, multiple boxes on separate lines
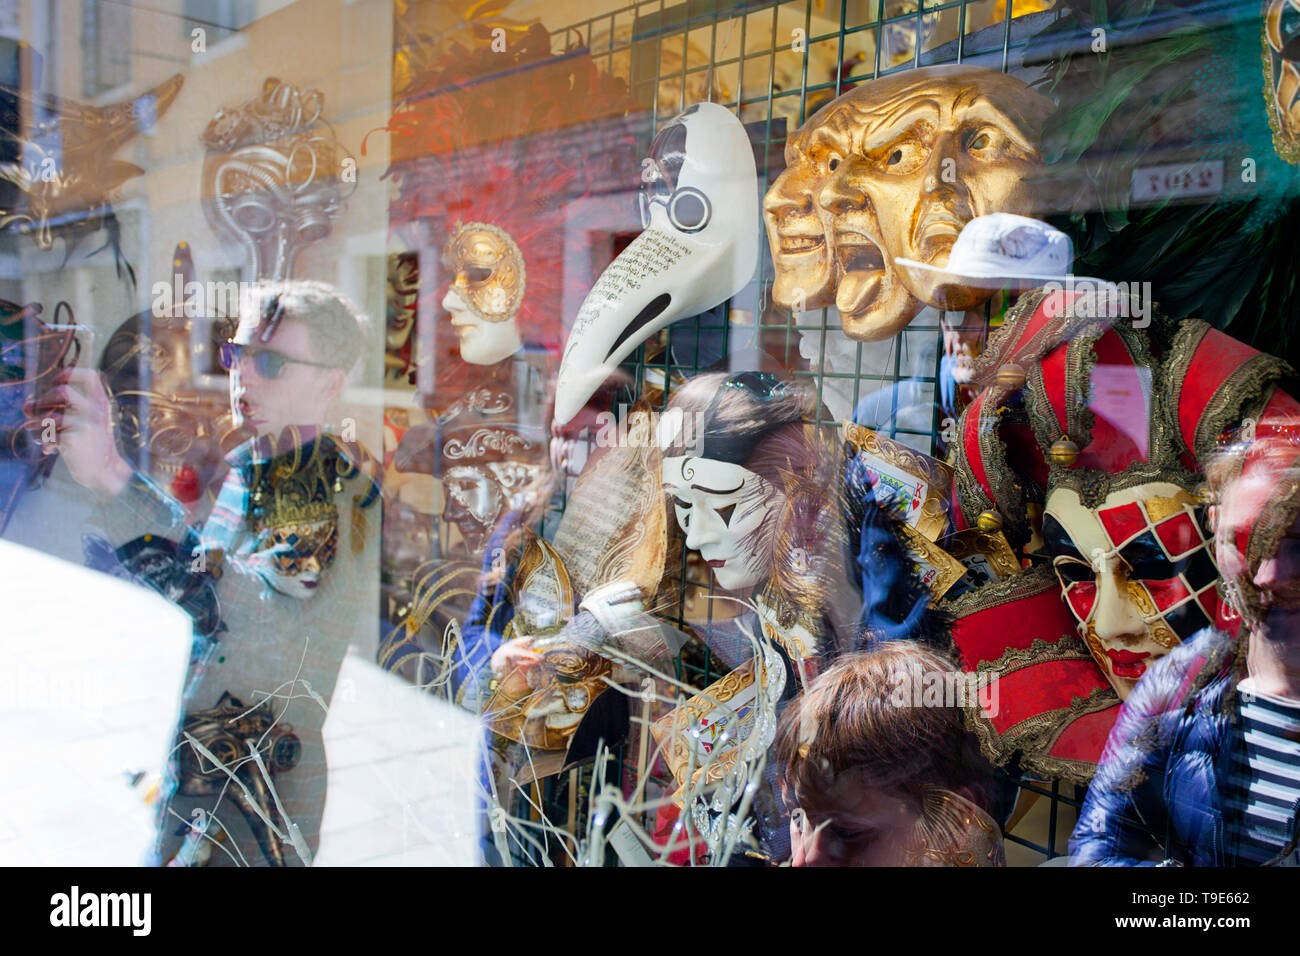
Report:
774,644,997,815
662,371,841,595
662,372,820,468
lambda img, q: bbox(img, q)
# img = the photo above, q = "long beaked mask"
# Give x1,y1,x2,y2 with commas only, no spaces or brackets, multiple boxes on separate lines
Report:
799,66,1051,340
553,103,758,425
1044,482,1223,700
1265,0,1300,162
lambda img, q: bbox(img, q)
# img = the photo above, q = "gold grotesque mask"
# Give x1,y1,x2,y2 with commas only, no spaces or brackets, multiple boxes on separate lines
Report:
443,222,525,324
784,66,1052,340
1265,0,1300,162
763,124,842,312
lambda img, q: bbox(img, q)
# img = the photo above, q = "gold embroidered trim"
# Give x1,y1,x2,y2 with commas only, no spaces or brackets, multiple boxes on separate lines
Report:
969,287,1052,385
1263,38,1300,165
1160,319,1291,463
941,562,1057,619
970,287,1116,388
950,401,999,528
1160,319,1210,457
1048,460,1201,512
978,399,1031,548
1025,357,1064,462
961,635,1118,785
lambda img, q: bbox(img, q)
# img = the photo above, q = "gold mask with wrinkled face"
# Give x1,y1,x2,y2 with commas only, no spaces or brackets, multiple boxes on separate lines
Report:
795,66,1052,340
1265,0,1300,162
764,123,843,312
443,221,526,323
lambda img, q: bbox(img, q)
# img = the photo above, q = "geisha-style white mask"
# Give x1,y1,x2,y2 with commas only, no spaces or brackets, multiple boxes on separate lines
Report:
554,103,759,424
662,455,783,592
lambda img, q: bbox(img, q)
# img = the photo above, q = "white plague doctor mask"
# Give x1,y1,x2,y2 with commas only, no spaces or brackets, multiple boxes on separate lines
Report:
553,103,759,425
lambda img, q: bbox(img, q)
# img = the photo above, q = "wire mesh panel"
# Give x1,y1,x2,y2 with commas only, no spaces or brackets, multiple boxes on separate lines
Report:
548,0,1076,862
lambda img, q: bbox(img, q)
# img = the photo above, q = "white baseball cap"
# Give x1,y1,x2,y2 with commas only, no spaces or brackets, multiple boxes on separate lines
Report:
894,213,1105,290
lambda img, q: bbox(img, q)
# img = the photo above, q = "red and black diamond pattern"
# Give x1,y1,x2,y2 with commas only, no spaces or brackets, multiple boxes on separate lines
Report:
1061,499,1222,639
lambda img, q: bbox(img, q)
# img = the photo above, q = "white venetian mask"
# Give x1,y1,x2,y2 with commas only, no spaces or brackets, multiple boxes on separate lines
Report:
442,286,523,366
662,455,782,592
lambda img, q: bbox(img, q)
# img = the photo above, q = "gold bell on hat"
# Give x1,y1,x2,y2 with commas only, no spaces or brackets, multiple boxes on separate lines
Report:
977,510,1003,532
1049,435,1080,467
996,362,1026,390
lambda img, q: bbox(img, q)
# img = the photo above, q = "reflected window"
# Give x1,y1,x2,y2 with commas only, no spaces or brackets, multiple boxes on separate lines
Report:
81,0,130,97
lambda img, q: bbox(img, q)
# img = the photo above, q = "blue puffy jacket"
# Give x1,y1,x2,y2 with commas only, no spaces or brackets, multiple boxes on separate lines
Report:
1070,628,1261,866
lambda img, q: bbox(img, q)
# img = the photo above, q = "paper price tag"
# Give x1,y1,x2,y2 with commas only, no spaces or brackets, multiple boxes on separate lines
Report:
608,818,656,867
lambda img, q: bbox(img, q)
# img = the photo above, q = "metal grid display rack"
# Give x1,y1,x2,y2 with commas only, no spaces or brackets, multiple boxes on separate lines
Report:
526,0,1083,864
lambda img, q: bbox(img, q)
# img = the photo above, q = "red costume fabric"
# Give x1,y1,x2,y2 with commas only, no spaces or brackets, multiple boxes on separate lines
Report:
944,286,1296,783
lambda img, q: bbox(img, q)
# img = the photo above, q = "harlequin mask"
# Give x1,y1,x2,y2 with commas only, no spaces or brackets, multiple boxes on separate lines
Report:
1265,0,1300,162
252,517,339,600
554,103,759,425
1044,482,1223,698
813,66,1051,339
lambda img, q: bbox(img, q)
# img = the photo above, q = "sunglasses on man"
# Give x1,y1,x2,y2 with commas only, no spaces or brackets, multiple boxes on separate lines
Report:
219,342,335,380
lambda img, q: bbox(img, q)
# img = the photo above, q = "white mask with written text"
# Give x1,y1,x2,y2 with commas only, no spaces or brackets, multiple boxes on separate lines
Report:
554,103,759,424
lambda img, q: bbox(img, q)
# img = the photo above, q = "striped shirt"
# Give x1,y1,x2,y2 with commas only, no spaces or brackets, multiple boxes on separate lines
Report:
1225,681,1300,866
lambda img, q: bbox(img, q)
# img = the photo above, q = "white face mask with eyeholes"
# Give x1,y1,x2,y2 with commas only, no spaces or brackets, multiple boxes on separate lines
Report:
662,455,781,592
553,103,759,425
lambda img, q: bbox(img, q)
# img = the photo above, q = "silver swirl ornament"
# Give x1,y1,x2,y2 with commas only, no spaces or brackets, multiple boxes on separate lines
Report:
201,78,355,280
